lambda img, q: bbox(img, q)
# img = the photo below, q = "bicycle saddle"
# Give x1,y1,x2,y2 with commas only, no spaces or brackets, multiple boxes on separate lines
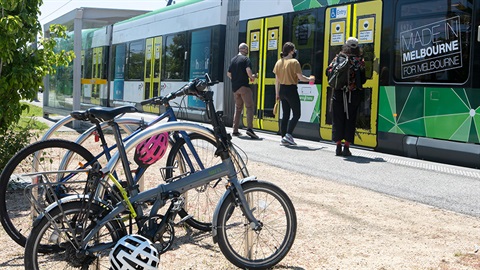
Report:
71,106,138,122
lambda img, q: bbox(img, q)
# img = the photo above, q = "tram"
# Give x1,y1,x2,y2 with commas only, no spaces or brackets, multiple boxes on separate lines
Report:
48,0,480,168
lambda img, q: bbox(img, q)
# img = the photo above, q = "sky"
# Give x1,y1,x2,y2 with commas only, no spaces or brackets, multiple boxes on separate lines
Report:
39,0,169,25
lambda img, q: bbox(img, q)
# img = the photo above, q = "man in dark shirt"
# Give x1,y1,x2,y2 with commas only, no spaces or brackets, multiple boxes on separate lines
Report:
227,43,259,139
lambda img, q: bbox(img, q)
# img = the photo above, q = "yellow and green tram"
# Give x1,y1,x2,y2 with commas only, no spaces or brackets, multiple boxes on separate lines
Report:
47,0,480,168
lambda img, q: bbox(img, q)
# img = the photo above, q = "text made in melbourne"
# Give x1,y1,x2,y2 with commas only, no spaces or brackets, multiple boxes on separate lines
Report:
400,16,462,79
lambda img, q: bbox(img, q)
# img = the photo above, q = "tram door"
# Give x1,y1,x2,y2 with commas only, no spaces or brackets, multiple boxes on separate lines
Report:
91,47,107,105
320,1,382,148
143,36,162,114
245,16,283,132
82,47,105,105
91,48,101,105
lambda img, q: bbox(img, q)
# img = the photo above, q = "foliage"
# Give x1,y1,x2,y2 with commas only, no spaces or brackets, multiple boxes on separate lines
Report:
0,103,47,172
18,102,49,130
0,119,38,172
21,101,42,116
0,0,74,133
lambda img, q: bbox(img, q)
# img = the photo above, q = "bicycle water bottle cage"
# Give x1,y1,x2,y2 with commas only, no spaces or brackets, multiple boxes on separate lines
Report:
134,132,169,167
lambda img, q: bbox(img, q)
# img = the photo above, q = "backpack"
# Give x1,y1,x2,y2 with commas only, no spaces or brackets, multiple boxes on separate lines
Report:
326,53,350,90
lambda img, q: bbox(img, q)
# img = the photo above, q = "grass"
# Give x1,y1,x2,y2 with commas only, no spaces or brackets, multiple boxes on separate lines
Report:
19,102,49,130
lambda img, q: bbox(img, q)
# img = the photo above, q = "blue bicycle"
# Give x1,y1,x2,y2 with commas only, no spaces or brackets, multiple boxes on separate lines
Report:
0,81,249,248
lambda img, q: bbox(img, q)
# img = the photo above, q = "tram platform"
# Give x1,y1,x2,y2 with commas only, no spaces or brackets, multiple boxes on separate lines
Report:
223,124,480,219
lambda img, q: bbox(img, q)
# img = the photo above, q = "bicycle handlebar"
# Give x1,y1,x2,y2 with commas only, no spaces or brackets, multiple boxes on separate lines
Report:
140,73,218,106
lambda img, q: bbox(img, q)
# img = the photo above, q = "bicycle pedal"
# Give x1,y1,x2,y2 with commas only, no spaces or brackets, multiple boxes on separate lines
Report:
175,214,193,225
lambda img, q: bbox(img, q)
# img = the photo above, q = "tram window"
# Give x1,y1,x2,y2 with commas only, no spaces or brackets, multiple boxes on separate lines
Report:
394,0,472,84
265,49,277,79
81,51,85,78
101,46,109,79
187,26,224,82
190,29,211,79
112,44,126,80
210,26,225,82
249,43,260,76
292,12,316,78
163,33,186,80
84,49,93,79
145,43,152,79
126,40,145,80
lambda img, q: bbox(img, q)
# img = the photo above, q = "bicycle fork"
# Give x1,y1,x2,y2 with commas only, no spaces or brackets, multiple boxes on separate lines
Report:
211,175,261,243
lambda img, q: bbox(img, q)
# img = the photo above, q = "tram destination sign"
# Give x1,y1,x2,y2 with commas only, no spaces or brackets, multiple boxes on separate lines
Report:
400,16,462,79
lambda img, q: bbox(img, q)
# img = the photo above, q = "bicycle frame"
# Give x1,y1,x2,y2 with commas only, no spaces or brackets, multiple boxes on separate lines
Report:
48,102,215,188
41,115,140,141
72,121,260,251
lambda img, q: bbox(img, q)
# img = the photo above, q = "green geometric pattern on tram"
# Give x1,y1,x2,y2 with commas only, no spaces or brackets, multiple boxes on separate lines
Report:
291,0,358,10
398,117,425,136
378,85,480,144
425,114,469,140
378,86,396,132
452,88,470,108
422,88,473,141
292,0,320,10
424,88,469,116
398,87,424,124
450,116,473,142
472,110,480,143
310,85,321,123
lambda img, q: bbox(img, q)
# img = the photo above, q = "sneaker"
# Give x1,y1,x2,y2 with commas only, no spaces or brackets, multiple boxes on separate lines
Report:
335,144,342,156
283,133,297,145
246,129,259,139
232,131,241,136
342,146,352,156
280,138,290,146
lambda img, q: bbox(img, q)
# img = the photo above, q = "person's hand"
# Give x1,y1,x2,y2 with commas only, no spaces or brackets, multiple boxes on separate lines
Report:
309,75,315,85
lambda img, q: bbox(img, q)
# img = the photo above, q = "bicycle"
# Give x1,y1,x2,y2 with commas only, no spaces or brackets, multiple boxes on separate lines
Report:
0,81,249,249
24,75,297,269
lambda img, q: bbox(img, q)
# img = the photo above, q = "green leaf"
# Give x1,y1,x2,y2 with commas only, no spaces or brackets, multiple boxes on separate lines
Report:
0,3,72,132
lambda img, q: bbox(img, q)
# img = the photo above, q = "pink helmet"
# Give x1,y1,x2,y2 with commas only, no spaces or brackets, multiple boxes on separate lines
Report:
134,132,169,167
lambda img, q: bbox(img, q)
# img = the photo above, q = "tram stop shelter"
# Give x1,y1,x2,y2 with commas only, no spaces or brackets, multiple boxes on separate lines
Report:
42,8,150,118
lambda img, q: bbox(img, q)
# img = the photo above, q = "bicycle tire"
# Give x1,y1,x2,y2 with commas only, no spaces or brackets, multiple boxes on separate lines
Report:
165,132,225,231
24,201,125,270
216,181,297,269
0,139,96,248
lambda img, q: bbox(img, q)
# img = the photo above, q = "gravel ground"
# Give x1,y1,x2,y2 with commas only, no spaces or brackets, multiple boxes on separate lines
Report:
1,131,480,269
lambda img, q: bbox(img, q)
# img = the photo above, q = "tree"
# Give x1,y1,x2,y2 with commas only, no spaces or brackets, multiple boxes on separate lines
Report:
0,0,74,132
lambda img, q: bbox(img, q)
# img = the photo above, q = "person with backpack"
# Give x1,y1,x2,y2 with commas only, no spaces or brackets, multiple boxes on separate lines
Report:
326,37,366,156
273,42,315,146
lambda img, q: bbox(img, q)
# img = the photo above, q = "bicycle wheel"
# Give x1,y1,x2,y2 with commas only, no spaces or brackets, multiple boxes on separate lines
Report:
24,201,125,270
216,181,297,269
165,132,225,231
0,139,96,248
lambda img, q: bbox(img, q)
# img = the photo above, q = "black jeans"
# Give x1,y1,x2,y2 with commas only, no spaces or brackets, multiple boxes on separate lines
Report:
279,84,301,137
331,89,362,143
